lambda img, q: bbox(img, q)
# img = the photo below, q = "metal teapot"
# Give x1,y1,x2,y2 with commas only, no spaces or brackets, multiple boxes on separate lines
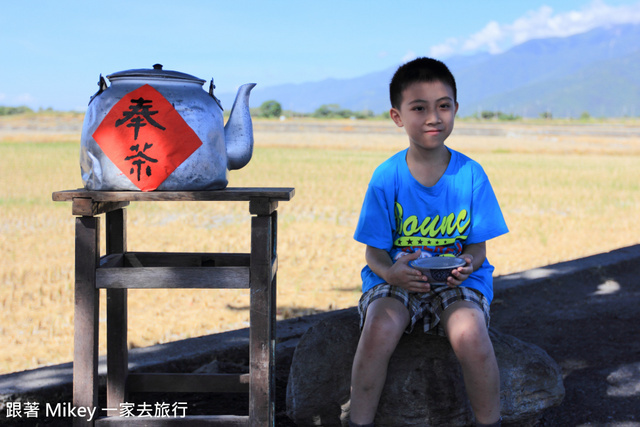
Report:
80,64,255,191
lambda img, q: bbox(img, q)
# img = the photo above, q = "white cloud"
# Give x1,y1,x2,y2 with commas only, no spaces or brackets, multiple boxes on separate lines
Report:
430,0,640,57
401,50,418,63
462,21,504,54
429,37,459,58
508,5,557,44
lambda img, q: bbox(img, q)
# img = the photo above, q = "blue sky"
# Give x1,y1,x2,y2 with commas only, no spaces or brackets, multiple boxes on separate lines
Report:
2,0,640,111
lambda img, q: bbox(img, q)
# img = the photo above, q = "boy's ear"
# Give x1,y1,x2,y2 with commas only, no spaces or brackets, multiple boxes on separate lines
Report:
455,102,459,115
389,108,404,127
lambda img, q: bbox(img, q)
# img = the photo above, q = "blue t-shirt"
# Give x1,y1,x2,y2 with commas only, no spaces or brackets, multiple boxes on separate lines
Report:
354,148,508,304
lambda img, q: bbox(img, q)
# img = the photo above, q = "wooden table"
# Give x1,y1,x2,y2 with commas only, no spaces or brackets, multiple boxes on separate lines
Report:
52,188,295,426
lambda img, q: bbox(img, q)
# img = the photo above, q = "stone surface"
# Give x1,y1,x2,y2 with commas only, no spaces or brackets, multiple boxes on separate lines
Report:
286,308,564,427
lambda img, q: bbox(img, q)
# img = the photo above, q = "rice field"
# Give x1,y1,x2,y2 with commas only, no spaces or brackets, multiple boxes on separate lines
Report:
1,114,639,374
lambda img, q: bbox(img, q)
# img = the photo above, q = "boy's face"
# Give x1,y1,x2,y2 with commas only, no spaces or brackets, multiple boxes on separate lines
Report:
389,80,458,153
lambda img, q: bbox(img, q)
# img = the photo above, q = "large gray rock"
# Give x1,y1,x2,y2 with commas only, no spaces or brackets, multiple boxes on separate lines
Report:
286,308,564,426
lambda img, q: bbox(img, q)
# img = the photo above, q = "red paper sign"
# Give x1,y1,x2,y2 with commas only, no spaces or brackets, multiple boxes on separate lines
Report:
93,84,203,191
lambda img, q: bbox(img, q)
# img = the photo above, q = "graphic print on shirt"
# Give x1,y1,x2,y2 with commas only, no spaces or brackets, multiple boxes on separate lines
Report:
393,201,469,256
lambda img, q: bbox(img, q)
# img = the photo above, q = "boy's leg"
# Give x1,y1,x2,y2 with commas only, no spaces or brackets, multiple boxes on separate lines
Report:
350,297,410,425
441,300,501,425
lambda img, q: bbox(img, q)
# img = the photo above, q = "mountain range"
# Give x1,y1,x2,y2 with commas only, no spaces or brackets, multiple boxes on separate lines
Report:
225,23,640,118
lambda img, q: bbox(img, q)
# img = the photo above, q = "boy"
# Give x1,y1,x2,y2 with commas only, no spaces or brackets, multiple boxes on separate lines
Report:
349,57,508,427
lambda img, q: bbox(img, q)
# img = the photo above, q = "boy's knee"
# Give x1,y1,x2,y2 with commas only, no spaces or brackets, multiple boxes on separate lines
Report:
444,303,487,342
362,314,404,345
360,314,407,355
363,298,409,335
445,315,493,362
450,329,495,365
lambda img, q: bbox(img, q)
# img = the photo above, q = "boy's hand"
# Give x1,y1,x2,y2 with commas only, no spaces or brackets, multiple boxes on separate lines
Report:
386,250,431,293
447,254,474,287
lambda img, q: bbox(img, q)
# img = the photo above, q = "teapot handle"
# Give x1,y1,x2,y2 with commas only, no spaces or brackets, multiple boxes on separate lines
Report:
88,74,108,106
208,79,224,111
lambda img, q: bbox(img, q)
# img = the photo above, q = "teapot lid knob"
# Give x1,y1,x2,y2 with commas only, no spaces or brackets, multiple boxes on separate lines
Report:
153,63,163,70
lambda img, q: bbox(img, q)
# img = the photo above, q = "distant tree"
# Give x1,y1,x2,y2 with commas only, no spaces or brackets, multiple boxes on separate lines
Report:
352,109,375,119
259,100,282,118
311,104,377,119
313,104,348,118
0,105,34,115
540,111,553,120
580,111,591,120
312,105,331,118
497,112,520,121
481,111,495,120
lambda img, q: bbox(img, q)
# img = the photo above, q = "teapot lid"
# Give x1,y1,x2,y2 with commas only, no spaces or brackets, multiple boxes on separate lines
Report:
107,64,206,84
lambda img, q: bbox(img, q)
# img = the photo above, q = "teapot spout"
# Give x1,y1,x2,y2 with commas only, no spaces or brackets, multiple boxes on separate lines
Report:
225,83,256,170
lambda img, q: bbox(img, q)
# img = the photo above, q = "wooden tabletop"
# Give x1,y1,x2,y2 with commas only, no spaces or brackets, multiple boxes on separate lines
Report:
52,187,295,203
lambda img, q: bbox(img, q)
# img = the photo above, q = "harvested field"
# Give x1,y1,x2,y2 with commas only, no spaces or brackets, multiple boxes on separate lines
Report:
1,114,639,374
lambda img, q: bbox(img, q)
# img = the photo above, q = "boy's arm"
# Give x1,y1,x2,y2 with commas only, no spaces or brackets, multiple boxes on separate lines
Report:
447,241,486,286
366,245,431,293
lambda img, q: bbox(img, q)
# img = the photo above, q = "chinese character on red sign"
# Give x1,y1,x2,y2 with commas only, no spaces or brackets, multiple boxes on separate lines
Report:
93,84,203,191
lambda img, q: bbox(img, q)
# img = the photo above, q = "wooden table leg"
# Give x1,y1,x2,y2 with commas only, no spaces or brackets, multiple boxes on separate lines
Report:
249,211,276,426
106,209,128,411
74,216,100,426
269,211,277,414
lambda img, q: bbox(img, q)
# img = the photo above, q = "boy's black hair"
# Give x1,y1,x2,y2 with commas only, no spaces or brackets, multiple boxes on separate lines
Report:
389,57,457,109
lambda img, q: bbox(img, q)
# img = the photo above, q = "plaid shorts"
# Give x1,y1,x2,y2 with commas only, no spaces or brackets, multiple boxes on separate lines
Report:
358,284,491,337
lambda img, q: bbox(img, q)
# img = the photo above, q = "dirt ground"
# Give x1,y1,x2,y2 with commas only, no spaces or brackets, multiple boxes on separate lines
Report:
272,254,640,426
276,255,640,426
3,254,638,426
489,258,640,426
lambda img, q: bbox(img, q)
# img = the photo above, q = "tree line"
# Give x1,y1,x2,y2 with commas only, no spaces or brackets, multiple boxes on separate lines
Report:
251,100,547,121
251,100,379,119
0,103,606,122
0,106,35,115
